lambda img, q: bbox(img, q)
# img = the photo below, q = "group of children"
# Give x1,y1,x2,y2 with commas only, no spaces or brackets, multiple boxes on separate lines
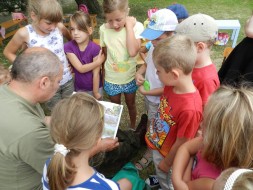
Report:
1,0,253,189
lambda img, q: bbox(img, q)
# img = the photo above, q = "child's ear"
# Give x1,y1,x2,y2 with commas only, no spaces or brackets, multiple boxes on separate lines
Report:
171,69,180,80
196,42,206,53
88,27,93,35
30,11,37,21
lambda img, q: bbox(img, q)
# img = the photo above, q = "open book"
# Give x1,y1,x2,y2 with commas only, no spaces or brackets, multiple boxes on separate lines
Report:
99,101,123,139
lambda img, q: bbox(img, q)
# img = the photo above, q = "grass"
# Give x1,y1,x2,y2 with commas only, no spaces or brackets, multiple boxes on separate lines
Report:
0,0,253,181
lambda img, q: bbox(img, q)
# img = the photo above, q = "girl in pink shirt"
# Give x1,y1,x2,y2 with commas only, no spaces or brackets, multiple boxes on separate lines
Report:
172,85,253,190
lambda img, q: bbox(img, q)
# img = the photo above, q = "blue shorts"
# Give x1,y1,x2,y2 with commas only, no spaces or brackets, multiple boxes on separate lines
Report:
104,80,138,96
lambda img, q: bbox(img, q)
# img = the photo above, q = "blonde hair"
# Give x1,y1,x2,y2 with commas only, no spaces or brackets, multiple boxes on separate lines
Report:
28,0,63,23
0,65,11,85
153,35,197,74
70,11,92,33
47,92,104,190
202,85,253,169
103,0,129,14
213,168,253,190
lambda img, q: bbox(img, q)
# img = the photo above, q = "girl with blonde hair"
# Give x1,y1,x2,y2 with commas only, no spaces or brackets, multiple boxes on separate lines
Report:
213,168,253,190
172,85,253,190
42,92,132,190
3,0,74,111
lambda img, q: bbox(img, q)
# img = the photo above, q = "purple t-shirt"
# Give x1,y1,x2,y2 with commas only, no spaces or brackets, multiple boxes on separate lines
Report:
64,40,101,91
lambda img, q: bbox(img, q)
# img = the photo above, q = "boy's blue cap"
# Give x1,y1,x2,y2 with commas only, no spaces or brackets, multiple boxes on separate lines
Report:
141,9,178,41
167,4,189,20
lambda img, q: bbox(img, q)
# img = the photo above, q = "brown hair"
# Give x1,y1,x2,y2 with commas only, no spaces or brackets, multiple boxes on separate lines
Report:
47,93,104,190
153,35,197,74
70,11,92,33
202,85,253,169
28,0,63,23
103,0,129,14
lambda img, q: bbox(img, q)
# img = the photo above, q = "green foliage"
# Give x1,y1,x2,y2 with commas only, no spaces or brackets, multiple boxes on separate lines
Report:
0,0,27,13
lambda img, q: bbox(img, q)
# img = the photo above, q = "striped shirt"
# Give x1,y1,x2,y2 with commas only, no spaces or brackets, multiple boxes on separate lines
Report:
42,159,120,190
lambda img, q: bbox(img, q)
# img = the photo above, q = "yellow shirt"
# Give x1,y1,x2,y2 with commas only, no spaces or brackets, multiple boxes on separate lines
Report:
100,22,144,84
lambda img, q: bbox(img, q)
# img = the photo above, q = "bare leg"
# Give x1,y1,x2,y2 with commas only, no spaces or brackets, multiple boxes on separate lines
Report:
117,178,132,190
109,93,121,104
124,92,137,130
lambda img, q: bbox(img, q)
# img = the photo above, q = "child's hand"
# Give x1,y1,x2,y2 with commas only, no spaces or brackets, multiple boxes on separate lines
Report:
94,50,105,66
94,92,102,100
158,158,170,173
138,85,146,95
125,16,136,29
135,73,145,86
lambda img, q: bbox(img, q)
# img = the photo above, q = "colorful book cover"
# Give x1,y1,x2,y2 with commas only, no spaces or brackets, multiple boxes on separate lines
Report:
99,101,123,139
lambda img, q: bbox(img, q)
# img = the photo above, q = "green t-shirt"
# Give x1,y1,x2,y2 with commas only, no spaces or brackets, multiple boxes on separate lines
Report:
0,85,54,189
99,22,144,84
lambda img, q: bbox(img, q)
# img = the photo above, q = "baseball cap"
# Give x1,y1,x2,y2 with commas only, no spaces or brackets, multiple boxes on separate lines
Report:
140,9,178,40
167,4,189,20
175,13,218,42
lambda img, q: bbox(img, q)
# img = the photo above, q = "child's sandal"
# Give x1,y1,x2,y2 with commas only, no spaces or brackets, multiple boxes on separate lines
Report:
134,150,152,170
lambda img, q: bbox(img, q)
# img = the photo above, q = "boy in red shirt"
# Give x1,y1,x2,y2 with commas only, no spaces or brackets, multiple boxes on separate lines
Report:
145,35,203,189
176,13,220,105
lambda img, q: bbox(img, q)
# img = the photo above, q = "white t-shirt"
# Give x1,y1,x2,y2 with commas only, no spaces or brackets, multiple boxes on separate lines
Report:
145,45,163,103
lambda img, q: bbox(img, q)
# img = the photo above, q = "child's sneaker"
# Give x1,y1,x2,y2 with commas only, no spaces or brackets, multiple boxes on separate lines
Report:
145,175,160,188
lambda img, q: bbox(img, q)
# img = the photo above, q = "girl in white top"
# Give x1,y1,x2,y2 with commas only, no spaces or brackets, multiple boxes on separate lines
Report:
3,0,74,111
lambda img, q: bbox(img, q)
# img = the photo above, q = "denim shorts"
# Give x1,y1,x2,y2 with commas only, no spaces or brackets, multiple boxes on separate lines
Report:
104,79,138,96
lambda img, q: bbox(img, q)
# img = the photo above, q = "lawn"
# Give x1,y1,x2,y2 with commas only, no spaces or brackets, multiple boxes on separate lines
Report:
0,0,253,181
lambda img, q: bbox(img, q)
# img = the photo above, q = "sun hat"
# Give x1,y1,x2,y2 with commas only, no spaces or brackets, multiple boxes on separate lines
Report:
140,9,178,40
175,13,218,42
167,4,189,21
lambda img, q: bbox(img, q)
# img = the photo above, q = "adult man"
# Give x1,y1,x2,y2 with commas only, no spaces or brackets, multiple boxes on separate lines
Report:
0,47,63,189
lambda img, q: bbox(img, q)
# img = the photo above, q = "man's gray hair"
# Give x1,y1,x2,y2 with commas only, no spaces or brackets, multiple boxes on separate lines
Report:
11,47,62,82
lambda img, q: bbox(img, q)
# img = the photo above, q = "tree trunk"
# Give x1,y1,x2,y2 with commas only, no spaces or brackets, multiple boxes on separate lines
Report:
75,0,102,18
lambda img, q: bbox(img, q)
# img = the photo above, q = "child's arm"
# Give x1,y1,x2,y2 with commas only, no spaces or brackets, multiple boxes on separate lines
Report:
125,16,142,57
158,137,189,173
3,27,28,63
92,66,101,100
101,47,107,85
172,137,203,190
139,46,148,61
58,22,72,41
187,178,214,190
135,63,147,86
138,86,164,96
66,50,105,73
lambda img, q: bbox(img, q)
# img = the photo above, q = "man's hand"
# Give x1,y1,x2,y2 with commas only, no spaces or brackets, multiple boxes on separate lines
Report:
100,137,119,152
